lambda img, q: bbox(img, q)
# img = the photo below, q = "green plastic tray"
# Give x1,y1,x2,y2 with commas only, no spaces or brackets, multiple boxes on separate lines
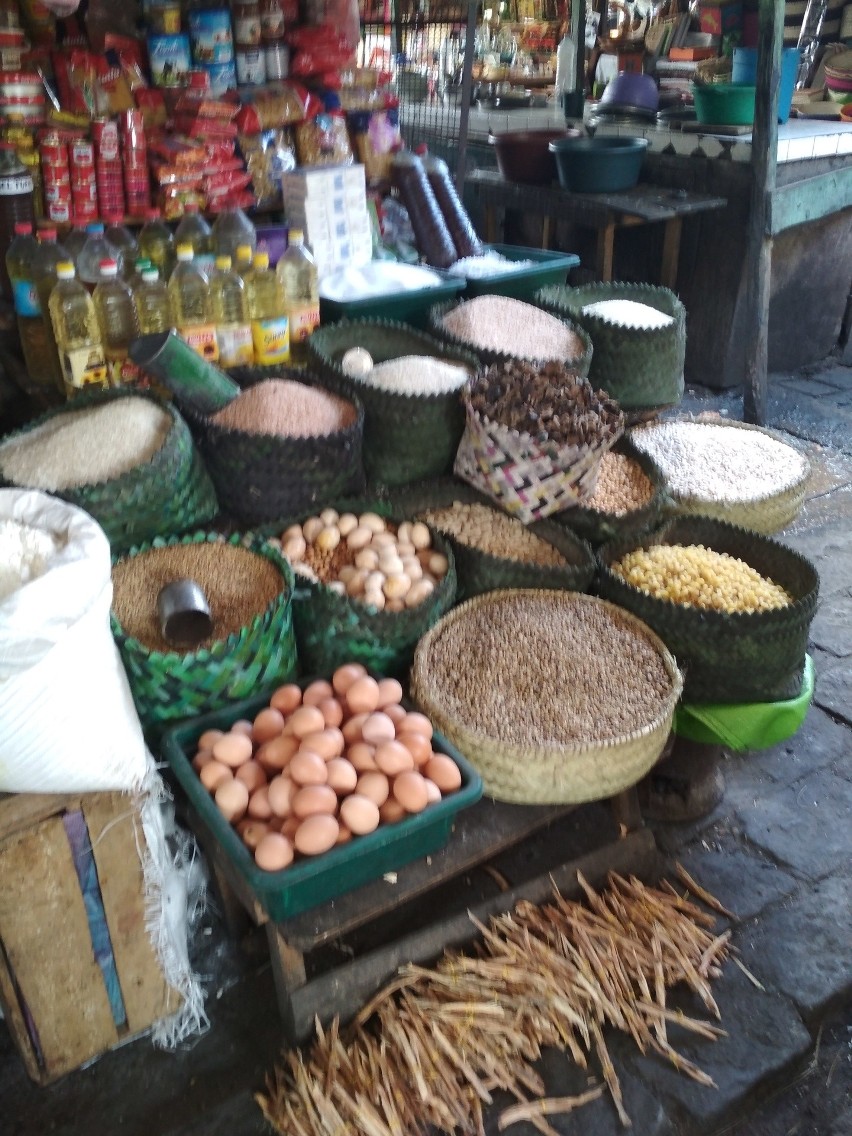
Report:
460,245,580,300
319,268,466,331
159,683,483,922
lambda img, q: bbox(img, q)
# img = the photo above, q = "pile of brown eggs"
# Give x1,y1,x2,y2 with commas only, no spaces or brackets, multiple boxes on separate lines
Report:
191,663,463,872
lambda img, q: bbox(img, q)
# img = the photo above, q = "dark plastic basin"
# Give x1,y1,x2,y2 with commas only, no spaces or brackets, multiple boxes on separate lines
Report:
549,136,649,193
490,127,582,186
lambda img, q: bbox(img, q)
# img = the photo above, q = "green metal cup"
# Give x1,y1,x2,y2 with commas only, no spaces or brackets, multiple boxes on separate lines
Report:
130,331,240,416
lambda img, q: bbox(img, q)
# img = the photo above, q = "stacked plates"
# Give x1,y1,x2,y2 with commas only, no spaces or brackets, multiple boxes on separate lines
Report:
825,49,852,103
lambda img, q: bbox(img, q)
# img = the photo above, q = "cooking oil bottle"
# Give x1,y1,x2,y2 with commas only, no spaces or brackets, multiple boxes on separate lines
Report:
138,207,176,280
35,226,69,397
6,220,63,402
210,254,253,368
276,229,319,366
92,258,141,387
168,242,218,362
244,250,288,365
48,260,109,397
174,203,214,270
234,243,253,282
134,267,173,334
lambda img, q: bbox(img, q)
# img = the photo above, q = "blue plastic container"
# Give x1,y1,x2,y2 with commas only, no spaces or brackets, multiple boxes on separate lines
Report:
732,47,800,123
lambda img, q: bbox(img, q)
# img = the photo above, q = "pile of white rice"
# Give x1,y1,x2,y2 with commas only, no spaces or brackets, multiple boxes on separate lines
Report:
582,298,674,330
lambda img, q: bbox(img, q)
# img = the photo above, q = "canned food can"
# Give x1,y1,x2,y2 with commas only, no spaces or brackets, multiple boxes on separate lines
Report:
264,39,289,79
69,139,94,166
72,181,98,204
92,118,120,159
148,0,182,34
40,139,68,165
44,182,72,203
235,47,266,85
47,200,70,223
43,169,71,188
188,8,235,65
203,60,237,95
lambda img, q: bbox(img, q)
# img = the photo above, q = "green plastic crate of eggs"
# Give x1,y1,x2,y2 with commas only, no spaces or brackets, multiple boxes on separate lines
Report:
158,683,483,921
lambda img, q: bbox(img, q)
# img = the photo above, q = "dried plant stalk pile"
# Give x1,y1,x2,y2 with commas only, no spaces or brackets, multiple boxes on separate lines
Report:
257,869,733,1135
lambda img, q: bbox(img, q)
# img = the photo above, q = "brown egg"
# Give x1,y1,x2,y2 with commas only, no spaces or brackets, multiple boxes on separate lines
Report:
289,750,328,786
301,728,344,761
212,732,254,768
254,832,294,872
332,663,367,695
279,814,300,840
355,770,390,807
375,678,403,708
424,778,442,804
294,814,340,856
393,770,429,813
399,712,433,740
384,703,408,727
192,749,214,771
347,742,378,772
288,705,326,738
318,697,344,728
231,719,254,736
375,740,414,777
336,824,353,845
200,760,233,792
215,778,250,824
237,819,269,850
252,707,286,744
258,733,299,772
198,729,224,750
247,785,273,819
341,712,369,745
267,775,295,817
340,794,381,835
292,783,338,819
235,760,267,793
345,675,381,716
379,798,406,824
302,679,334,706
270,683,303,715
425,754,462,793
326,757,358,795
396,731,432,768
361,712,396,747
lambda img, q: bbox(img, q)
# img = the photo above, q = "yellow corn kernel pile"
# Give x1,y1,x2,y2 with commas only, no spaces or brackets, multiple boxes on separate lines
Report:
611,544,792,614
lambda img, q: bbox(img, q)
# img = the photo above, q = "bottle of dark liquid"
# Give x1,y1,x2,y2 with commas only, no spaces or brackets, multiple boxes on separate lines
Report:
419,146,483,260
391,150,457,269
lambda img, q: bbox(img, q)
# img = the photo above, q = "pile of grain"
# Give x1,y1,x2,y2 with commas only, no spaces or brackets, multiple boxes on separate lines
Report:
361,355,471,397
585,451,655,514
450,251,535,278
0,519,62,602
112,541,284,652
0,399,172,492
211,379,356,438
441,295,585,362
582,298,674,329
418,501,567,566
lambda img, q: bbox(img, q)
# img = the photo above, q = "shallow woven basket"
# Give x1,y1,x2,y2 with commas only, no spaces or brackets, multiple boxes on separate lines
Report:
630,417,811,535
536,282,686,412
411,589,682,804
596,515,820,703
111,532,298,738
187,377,366,526
0,388,218,552
306,320,480,489
428,298,594,374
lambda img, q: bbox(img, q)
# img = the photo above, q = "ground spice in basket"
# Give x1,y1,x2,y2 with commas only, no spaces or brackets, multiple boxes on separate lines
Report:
211,379,356,438
585,452,655,514
418,592,674,746
112,542,284,652
441,295,586,362
418,502,568,566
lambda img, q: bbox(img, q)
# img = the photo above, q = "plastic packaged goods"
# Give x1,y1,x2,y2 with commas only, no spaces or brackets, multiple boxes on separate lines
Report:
210,254,253,367
212,205,257,262
135,267,174,334
48,261,109,397
391,151,457,269
168,242,219,362
174,202,214,269
7,221,62,401
78,222,123,290
421,149,482,260
0,141,34,299
92,258,142,387
276,228,318,366
244,250,288,365
138,207,176,280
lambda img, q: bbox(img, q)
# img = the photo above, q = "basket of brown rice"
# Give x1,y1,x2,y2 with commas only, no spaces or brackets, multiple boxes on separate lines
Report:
411,589,682,804
187,376,366,525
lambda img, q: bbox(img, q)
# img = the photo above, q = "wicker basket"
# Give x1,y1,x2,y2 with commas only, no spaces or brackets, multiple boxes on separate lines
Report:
596,515,820,703
0,389,218,553
305,320,479,489
411,589,682,804
428,298,594,374
536,282,686,412
111,532,298,738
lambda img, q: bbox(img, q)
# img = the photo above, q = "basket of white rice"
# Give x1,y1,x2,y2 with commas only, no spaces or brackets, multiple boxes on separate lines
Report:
536,282,686,413
0,390,218,551
306,320,480,488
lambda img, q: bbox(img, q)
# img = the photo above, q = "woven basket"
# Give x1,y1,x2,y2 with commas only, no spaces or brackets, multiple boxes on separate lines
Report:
0,389,218,553
536,282,686,412
111,532,298,738
306,320,480,489
428,298,594,374
411,589,682,804
187,377,366,526
227,363,317,389
631,417,811,535
596,515,820,703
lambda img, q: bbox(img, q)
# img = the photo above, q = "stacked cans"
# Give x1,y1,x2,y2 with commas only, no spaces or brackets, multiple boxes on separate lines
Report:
40,135,71,225
69,139,98,225
93,118,125,218
120,110,150,217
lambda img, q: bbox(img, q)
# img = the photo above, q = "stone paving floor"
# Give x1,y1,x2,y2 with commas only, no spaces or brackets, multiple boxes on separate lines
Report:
2,361,852,1136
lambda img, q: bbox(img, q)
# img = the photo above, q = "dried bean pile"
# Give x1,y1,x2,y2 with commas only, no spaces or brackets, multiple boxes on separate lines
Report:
418,502,567,566
211,379,356,438
586,452,655,514
112,542,284,652
469,359,623,447
441,295,586,362
419,592,674,745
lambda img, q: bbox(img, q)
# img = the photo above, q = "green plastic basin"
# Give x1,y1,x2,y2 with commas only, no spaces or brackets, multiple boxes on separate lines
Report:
459,244,580,300
692,82,756,126
549,136,649,193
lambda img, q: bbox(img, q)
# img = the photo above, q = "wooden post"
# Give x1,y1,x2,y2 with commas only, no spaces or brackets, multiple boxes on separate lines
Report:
743,0,782,425
454,0,478,191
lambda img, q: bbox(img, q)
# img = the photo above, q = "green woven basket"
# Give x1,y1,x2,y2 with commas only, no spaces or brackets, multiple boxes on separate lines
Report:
536,282,686,411
596,516,820,703
111,532,298,738
0,388,218,553
427,298,593,375
306,320,479,489
387,477,596,601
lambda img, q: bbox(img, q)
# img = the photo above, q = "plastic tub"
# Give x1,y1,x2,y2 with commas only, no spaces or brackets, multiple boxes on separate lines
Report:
692,82,756,126
457,244,580,300
489,128,581,186
159,683,484,921
732,47,799,123
549,137,649,193
320,267,466,331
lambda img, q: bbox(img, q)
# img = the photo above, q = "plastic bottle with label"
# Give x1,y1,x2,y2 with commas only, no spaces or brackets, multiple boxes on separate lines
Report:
134,267,174,335
138,207,176,280
48,261,109,398
174,202,215,269
168,242,219,362
419,147,482,260
234,243,254,282
62,216,90,267
78,222,123,290
6,221,62,400
210,254,253,368
0,141,35,300
276,229,319,366
103,214,140,279
245,250,288,365
92,258,141,387
35,226,70,396
212,206,257,262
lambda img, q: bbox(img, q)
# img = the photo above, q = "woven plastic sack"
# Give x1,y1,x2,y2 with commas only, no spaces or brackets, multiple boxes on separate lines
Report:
0,489,148,792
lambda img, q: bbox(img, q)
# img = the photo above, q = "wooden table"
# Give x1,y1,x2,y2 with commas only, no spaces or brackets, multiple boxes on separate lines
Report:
466,168,728,289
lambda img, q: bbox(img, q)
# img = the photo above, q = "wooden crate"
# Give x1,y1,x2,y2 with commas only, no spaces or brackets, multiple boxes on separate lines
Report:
0,790,179,1085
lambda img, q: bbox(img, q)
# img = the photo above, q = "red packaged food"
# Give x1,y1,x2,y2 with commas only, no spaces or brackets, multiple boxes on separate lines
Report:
205,188,256,213
204,168,252,194
40,138,68,165
91,117,120,159
173,115,238,139
203,137,237,161
148,134,206,165
69,138,94,166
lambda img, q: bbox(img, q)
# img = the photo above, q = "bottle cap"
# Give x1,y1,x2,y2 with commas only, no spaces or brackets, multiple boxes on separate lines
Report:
141,269,159,283
288,229,304,245
253,251,269,269
13,221,32,236
135,257,152,270
235,244,252,261
215,255,232,270
56,261,75,279
176,243,194,260
38,226,57,241
99,258,119,277
86,221,105,234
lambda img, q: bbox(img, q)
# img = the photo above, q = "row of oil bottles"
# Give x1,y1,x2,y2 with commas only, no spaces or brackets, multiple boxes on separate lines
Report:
6,206,320,402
